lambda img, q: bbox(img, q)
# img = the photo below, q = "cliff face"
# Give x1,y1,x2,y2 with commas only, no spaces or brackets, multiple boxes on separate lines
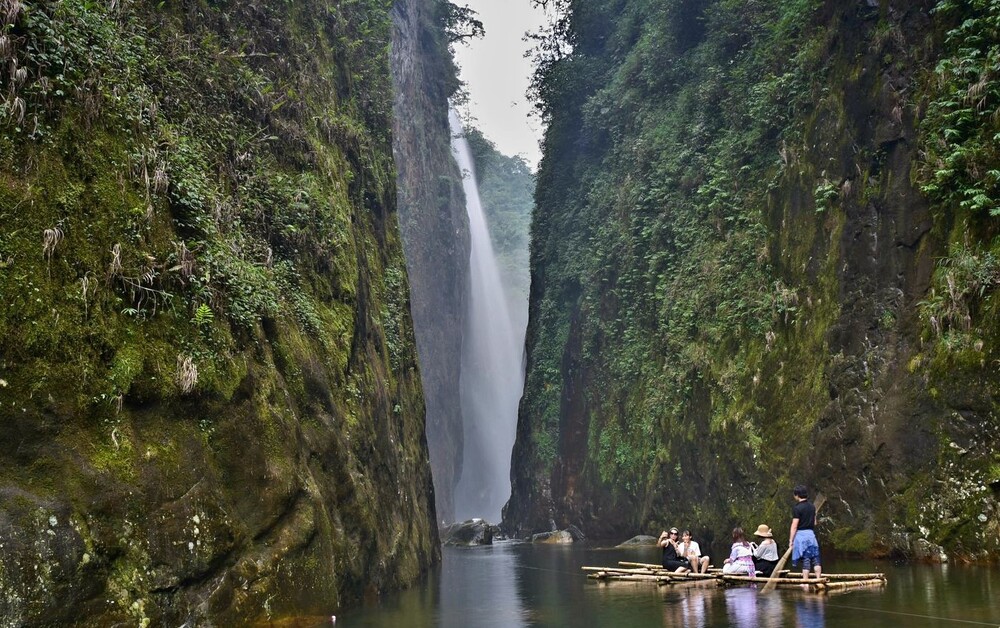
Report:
507,0,1000,561
390,0,470,524
0,0,438,624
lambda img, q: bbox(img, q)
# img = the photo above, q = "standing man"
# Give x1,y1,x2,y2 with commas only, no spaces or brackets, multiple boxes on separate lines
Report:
789,485,821,580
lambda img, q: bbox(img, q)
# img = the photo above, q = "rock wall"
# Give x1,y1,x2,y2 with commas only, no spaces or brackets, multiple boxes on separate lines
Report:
390,0,470,524
507,0,1000,561
0,0,438,624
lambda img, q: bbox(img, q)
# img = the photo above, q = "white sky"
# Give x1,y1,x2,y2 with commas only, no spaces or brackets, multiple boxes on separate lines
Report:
452,0,550,170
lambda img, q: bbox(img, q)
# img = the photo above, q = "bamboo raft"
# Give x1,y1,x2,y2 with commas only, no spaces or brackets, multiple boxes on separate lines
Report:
583,561,887,592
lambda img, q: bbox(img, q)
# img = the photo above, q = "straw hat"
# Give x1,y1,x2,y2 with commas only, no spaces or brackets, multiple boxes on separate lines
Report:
754,524,773,538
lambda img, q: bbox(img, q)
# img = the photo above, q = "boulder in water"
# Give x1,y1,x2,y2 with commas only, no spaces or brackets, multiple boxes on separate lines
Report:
616,535,658,547
912,538,948,563
531,529,574,544
566,524,586,542
441,519,496,546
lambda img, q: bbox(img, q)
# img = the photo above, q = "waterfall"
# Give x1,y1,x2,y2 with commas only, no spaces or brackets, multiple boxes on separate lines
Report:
450,110,525,524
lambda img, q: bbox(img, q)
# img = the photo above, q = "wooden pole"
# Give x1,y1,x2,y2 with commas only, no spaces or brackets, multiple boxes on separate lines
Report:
816,578,886,591
589,573,672,585
618,561,665,570
781,572,885,581
761,492,826,594
724,575,828,585
583,566,664,574
669,572,720,580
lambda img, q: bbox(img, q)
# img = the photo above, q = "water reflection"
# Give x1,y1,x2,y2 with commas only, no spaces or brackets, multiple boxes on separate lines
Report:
439,544,526,627
724,587,758,628
671,587,708,627
338,544,1000,628
795,596,825,628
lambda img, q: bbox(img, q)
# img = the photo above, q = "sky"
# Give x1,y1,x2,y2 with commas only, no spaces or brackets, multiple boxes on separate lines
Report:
452,0,550,170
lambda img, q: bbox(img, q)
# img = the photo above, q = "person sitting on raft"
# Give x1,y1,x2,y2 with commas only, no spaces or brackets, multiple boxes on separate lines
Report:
679,530,710,574
721,527,756,577
752,524,780,577
658,528,691,573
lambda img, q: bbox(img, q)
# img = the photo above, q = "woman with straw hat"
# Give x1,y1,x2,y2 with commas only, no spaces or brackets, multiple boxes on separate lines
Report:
752,524,780,577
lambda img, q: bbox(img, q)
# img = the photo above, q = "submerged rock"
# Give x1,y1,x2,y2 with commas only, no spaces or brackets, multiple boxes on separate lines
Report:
531,530,574,544
617,535,658,547
441,519,497,546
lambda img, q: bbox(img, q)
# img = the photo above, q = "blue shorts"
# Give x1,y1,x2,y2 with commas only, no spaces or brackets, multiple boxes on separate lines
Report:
792,529,821,568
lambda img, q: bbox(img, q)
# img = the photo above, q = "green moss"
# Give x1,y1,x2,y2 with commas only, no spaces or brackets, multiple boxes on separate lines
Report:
90,428,138,483
831,528,874,554
109,343,144,394
0,0,437,621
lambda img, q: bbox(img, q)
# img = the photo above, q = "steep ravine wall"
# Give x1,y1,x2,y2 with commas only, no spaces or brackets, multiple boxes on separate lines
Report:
507,0,1000,561
391,0,470,525
0,0,438,624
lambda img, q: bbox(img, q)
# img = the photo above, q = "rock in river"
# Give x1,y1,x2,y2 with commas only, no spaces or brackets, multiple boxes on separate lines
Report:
441,519,497,546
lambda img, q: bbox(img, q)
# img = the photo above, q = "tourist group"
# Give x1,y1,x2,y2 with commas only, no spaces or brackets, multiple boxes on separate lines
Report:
657,485,822,581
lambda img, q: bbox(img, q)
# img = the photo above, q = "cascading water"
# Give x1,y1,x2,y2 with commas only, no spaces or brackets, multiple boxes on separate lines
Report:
450,110,526,523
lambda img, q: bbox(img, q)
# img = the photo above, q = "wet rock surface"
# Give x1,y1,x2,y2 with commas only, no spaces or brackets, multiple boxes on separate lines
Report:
617,535,658,547
391,0,471,525
530,526,585,545
440,520,498,546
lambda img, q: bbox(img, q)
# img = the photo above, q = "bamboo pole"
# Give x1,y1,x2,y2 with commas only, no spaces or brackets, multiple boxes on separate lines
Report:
617,561,663,569
587,570,666,580
582,567,676,578
722,575,828,585
780,572,885,581
668,572,720,580
816,578,886,591
771,582,833,590
589,573,672,584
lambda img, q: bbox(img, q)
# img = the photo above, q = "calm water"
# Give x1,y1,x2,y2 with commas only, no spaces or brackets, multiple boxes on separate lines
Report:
328,542,998,627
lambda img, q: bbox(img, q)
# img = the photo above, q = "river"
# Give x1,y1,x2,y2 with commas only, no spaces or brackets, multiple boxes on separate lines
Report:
328,542,999,627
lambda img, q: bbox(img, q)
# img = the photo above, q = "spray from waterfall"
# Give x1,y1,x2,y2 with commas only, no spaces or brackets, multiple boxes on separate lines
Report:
450,110,526,523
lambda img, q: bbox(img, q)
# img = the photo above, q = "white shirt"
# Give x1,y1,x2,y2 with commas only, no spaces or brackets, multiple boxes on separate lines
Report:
679,540,703,558
753,540,780,561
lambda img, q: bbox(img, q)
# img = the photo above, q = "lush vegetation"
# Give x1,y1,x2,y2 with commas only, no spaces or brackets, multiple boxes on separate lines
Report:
0,0,438,622
912,0,1000,549
507,0,1000,559
0,0,407,403
512,0,831,529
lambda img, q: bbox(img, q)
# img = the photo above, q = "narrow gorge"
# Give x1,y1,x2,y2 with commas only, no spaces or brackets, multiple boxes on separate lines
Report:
2,0,1000,624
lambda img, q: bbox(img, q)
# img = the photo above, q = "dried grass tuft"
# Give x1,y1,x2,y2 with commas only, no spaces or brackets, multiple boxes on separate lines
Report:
42,227,63,260
109,243,123,277
176,354,198,394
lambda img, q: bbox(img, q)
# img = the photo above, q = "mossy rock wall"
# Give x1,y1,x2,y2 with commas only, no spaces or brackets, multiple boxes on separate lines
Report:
507,0,1000,561
0,0,438,623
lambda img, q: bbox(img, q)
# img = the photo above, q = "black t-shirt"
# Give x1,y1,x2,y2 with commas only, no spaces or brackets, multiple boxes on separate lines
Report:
792,500,815,530
662,541,680,560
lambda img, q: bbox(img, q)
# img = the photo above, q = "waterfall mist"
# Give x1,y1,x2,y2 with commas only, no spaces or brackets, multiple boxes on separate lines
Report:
450,110,526,523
